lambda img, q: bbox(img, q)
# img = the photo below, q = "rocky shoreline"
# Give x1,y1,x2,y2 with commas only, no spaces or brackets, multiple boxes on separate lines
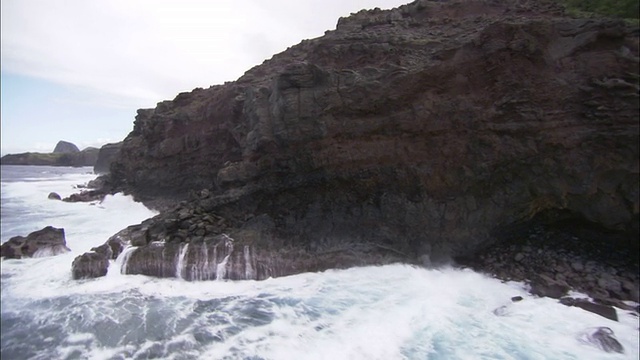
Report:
6,0,637,331
455,216,640,320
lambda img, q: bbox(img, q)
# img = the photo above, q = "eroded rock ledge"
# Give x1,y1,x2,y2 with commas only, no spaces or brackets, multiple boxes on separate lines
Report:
79,0,638,285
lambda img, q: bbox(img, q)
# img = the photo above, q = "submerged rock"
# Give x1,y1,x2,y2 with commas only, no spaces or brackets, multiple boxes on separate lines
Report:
577,327,624,353
0,226,70,259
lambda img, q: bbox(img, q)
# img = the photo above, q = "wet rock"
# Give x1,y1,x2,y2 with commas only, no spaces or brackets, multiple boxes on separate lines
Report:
62,189,106,203
0,226,70,259
71,252,110,279
577,327,624,353
90,244,113,260
105,233,128,259
511,296,523,302
560,297,618,322
530,275,569,299
48,192,62,200
597,275,622,294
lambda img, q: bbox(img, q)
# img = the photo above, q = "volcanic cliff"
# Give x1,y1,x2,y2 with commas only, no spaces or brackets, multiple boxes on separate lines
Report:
86,0,638,282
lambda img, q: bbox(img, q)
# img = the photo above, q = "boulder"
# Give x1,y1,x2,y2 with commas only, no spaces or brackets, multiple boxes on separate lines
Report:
530,275,570,299
71,251,110,279
560,297,618,322
0,226,70,259
48,192,62,200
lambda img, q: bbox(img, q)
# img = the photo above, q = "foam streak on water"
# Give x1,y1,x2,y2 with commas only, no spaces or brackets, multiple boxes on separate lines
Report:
1,165,639,360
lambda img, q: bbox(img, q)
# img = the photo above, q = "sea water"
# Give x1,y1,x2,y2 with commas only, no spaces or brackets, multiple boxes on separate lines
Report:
1,165,638,360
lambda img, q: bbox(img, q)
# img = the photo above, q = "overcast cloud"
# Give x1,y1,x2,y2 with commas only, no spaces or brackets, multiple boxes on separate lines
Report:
0,0,408,155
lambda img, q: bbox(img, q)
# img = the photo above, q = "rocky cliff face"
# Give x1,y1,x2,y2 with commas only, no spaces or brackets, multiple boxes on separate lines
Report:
94,142,123,174
104,0,639,279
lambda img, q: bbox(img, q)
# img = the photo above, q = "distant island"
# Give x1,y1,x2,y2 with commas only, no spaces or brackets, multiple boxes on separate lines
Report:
0,140,122,174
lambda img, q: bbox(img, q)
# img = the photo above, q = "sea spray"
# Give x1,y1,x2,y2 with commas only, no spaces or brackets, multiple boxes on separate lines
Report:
216,255,231,281
116,246,138,275
215,235,234,281
176,243,189,279
244,245,255,280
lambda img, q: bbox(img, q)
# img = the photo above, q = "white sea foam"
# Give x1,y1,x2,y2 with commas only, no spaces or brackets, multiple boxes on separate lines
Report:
1,166,638,360
176,243,189,279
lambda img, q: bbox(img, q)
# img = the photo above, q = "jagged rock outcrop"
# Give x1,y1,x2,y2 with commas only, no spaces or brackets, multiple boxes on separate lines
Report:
1,226,70,259
94,142,123,174
102,0,638,280
53,140,80,154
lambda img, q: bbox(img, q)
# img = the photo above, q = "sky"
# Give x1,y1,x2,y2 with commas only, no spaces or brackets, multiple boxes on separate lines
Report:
0,0,409,156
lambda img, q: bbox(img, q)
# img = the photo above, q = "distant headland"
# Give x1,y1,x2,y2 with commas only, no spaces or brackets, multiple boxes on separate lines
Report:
0,140,122,174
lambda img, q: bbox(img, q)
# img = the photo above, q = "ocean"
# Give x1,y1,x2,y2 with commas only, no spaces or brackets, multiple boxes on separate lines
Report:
1,165,638,359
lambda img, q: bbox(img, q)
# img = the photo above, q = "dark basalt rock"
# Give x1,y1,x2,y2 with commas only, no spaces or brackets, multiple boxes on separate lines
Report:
62,189,106,203
48,192,62,200
577,327,624,353
71,251,110,279
456,217,639,319
94,142,123,174
110,212,407,280
560,297,619,322
90,244,113,260
71,235,123,279
530,274,570,299
0,226,70,259
95,0,638,281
